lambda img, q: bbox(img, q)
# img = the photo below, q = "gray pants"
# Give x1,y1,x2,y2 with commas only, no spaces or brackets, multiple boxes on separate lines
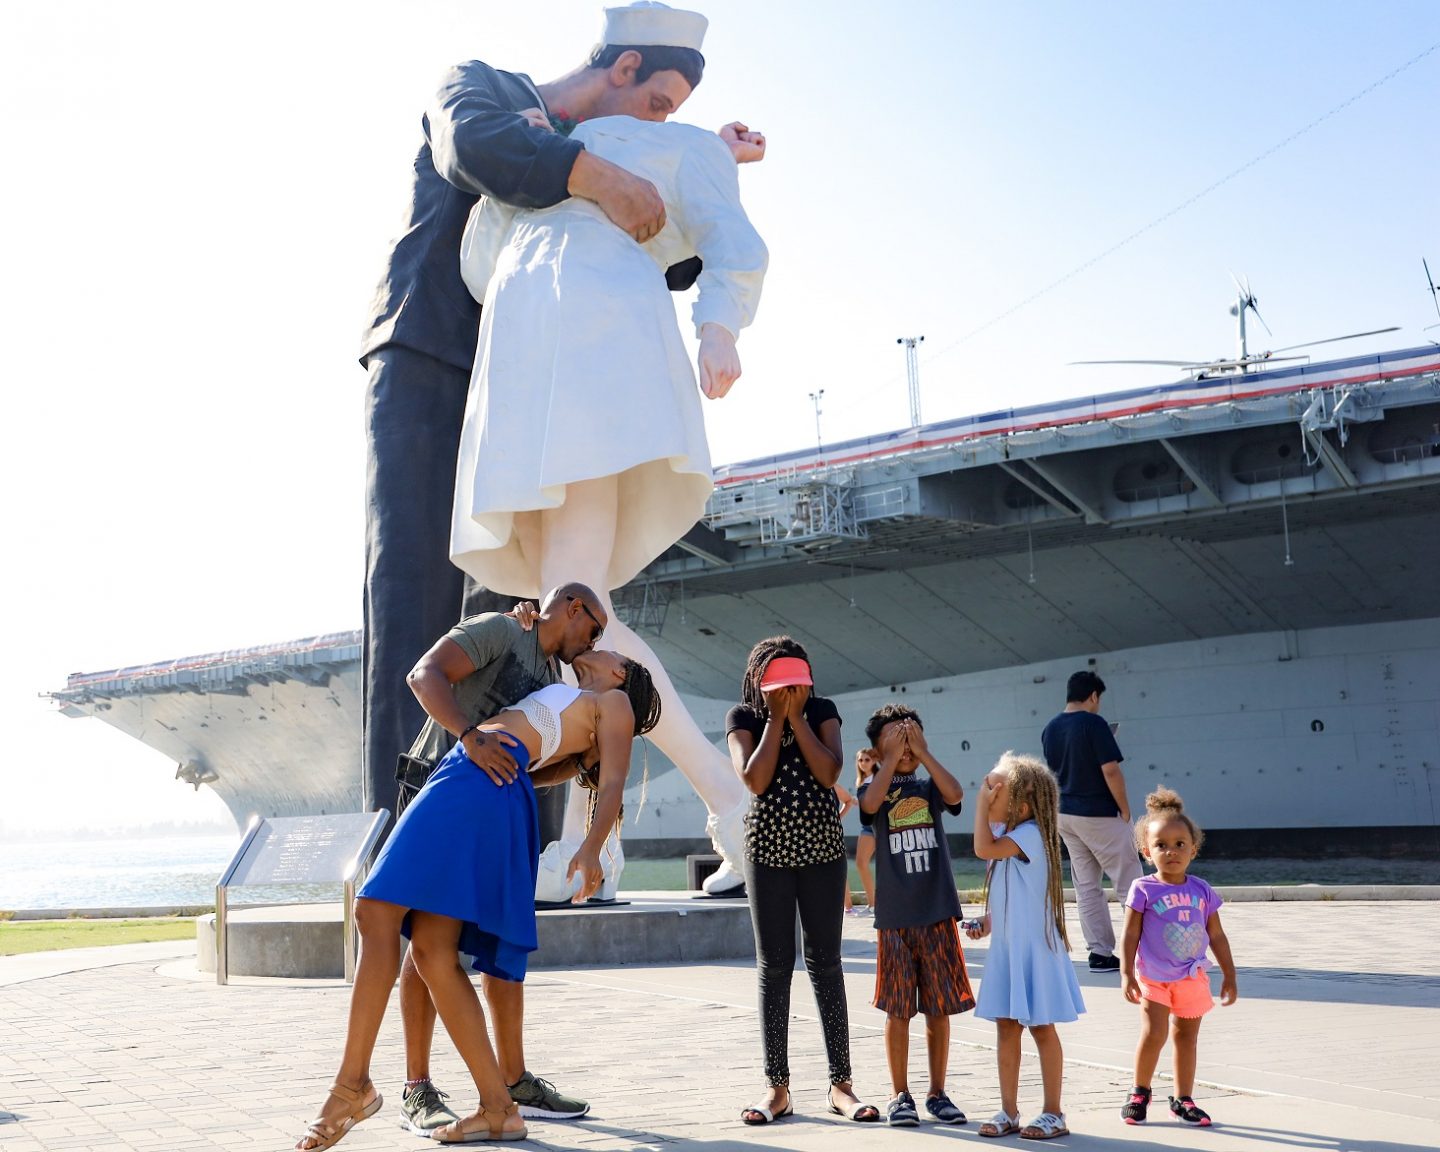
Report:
1058,813,1143,957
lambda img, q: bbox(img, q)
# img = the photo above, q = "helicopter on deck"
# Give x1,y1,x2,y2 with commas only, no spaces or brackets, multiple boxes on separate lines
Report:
1072,275,1399,380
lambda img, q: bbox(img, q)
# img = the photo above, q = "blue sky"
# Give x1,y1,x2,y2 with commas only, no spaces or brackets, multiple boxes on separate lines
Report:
1,1,1436,835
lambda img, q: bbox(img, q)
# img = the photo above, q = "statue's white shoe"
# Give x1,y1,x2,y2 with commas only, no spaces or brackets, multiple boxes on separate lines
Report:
701,858,744,894
534,832,624,903
702,800,748,893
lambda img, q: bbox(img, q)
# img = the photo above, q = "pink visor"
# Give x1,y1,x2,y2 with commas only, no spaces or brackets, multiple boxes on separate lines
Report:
760,656,813,691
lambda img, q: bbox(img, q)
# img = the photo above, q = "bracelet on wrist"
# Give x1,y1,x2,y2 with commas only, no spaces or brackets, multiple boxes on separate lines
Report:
459,723,482,743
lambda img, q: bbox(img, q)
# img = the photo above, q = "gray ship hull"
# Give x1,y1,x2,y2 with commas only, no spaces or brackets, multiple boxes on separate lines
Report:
52,347,1440,853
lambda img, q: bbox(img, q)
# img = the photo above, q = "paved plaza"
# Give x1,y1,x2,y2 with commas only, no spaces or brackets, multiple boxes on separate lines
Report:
1,898,1436,1152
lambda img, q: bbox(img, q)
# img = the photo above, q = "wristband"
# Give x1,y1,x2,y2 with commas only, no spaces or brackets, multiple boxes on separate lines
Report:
459,723,482,744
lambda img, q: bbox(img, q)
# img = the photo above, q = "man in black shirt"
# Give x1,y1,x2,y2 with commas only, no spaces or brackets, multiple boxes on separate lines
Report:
1040,670,1139,972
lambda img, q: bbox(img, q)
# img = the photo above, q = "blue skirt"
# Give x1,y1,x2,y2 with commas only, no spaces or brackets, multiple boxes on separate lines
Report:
359,737,539,981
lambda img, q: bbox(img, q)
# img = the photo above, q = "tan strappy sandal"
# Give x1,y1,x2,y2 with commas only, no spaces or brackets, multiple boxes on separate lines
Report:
295,1081,382,1150
433,1100,528,1144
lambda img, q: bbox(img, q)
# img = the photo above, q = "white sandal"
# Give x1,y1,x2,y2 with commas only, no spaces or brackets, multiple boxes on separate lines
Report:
1020,1111,1069,1140
741,1100,793,1125
978,1110,1020,1138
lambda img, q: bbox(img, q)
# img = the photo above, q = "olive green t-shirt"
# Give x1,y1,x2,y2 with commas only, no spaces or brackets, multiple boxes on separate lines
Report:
405,612,559,768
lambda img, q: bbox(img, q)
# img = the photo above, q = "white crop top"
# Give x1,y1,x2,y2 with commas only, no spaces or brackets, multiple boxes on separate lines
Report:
510,682,584,765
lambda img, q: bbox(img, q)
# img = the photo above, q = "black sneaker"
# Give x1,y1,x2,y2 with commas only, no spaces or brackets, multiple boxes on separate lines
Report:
1088,951,1121,972
1169,1095,1212,1126
887,1091,920,1127
1121,1085,1151,1125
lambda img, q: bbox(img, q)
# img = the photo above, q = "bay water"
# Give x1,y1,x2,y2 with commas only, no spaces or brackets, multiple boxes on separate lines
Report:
0,834,340,911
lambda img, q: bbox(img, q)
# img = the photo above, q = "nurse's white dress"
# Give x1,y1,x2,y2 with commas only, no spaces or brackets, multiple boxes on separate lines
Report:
450,117,768,597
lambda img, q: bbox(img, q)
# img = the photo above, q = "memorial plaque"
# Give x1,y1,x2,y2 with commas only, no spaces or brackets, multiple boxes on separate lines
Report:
214,811,389,985
223,813,386,888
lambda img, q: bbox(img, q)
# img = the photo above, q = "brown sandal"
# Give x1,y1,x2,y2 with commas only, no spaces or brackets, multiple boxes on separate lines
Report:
295,1081,382,1150
434,1100,528,1144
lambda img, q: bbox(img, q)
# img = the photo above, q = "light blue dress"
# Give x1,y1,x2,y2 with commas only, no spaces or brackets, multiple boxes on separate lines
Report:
975,820,1087,1026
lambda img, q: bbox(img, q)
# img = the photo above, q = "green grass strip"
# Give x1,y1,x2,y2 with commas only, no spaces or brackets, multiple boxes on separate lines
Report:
0,918,195,956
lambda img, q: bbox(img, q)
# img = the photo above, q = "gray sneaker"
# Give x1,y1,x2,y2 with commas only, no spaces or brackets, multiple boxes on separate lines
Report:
399,1081,458,1135
508,1070,590,1119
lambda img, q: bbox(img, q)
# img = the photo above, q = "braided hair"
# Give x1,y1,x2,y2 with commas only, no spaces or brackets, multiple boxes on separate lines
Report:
983,752,1071,953
740,635,811,718
619,657,662,736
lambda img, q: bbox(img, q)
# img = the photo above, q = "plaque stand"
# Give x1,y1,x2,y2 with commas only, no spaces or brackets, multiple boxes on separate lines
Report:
214,811,390,985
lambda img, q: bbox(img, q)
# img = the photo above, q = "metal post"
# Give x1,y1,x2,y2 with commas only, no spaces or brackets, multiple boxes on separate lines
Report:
214,815,262,987
1236,292,1248,363
344,879,357,983
897,335,925,426
808,389,824,456
215,883,229,986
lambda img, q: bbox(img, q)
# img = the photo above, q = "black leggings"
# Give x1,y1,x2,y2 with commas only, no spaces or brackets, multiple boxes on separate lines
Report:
744,855,852,1087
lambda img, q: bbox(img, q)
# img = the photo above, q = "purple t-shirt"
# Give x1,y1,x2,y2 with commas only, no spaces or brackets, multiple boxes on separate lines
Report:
1125,874,1222,983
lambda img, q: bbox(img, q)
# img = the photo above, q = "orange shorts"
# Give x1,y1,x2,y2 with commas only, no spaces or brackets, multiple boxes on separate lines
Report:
1139,970,1213,1018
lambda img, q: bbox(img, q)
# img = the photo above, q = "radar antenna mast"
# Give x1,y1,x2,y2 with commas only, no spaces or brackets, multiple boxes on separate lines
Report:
897,335,925,426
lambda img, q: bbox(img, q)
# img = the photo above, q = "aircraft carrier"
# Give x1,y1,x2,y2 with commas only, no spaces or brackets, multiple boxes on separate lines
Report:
52,345,1440,855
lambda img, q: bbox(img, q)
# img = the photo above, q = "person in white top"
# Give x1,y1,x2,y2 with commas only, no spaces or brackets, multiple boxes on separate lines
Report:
451,113,767,874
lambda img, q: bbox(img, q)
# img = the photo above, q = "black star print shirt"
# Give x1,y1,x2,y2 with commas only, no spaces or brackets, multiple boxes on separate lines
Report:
726,696,845,868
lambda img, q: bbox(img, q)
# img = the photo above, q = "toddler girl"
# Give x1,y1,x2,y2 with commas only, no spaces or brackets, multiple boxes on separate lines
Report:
1119,787,1237,1126
967,753,1085,1140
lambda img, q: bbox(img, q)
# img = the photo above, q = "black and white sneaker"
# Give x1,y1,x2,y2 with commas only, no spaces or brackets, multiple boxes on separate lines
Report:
1088,951,1121,972
887,1091,920,1127
925,1091,967,1124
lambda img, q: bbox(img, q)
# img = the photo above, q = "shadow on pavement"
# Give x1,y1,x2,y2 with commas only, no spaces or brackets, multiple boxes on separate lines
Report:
1199,1123,1433,1152
1234,967,1440,1009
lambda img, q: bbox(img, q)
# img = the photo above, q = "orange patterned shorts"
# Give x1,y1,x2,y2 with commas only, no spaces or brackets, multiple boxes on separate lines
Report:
873,918,976,1020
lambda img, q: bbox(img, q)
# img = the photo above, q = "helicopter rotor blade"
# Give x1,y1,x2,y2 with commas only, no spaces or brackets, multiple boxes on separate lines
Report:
1187,355,1309,375
1266,326,1401,355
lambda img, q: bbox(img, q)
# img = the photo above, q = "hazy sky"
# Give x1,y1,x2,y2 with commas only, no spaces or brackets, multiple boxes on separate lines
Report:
2,1,1436,836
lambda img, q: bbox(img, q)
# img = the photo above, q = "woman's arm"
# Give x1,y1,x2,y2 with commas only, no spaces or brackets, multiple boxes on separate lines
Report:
564,693,636,902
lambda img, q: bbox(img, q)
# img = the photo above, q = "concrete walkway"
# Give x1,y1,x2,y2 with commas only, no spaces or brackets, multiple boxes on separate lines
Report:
1,899,1435,1151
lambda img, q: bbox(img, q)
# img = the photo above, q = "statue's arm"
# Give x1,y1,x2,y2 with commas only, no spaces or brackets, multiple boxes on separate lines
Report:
428,60,581,207
675,133,769,339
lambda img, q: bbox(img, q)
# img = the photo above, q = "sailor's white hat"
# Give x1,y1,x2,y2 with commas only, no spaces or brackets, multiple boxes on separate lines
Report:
601,2,708,52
